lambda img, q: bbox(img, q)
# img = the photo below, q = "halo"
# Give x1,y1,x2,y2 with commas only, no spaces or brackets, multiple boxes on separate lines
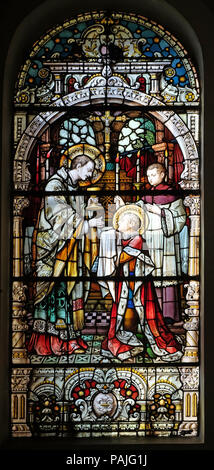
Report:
113,204,149,235
60,144,105,187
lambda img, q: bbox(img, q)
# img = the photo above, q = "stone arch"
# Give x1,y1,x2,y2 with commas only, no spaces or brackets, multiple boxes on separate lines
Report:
14,87,198,190
29,383,62,400
64,370,83,401
147,382,178,400
130,370,148,400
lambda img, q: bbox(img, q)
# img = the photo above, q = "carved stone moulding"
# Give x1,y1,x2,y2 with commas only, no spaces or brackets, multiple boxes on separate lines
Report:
13,160,31,190
178,421,198,437
12,282,30,364
11,368,32,392
184,195,200,216
15,87,199,172
13,197,29,217
12,424,32,437
181,280,200,363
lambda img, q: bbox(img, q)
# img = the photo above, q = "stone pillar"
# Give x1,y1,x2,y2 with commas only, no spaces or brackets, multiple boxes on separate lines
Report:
182,196,200,363
13,197,30,364
182,280,200,363
54,74,62,95
150,73,160,96
179,156,200,363
13,197,29,277
103,111,115,162
12,282,30,364
178,367,199,436
175,402,183,422
11,368,32,437
184,195,200,276
40,127,51,180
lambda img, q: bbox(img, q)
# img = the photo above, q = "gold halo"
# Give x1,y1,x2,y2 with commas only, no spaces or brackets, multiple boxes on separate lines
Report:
113,204,149,235
60,144,105,187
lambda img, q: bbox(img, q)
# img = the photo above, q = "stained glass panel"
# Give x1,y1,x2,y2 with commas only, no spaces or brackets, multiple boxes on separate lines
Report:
11,10,201,440
15,12,199,107
11,366,199,438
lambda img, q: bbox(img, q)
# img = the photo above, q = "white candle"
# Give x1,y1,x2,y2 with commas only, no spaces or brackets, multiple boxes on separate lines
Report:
45,149,52,180
115,153,120,191
136,151,140,183
45,155,49,180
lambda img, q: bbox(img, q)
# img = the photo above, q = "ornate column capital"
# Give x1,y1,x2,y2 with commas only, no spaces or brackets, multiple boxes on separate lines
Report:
12,282,27,302
180,367,199,390
11,368,32,437
184,195,200,215
178,367,199,436
11,368,32,392
13,196,29,216
185,280,200,302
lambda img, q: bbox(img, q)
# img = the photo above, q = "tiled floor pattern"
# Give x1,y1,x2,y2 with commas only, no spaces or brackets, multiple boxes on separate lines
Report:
29,311,185,364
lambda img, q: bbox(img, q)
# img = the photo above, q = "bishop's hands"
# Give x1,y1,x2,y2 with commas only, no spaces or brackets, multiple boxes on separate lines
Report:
86,196,105,229
87,197,162,228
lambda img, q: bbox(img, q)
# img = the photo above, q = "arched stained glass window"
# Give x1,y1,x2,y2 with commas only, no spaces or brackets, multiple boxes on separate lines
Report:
11,9,201,441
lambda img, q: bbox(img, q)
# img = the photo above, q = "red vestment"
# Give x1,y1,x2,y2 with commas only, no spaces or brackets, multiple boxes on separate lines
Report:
102,234,182,361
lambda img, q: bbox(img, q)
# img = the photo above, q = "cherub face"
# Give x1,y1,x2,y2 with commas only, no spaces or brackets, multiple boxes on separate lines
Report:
117,212,140,234
147,168,165,187
118,213,132,233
